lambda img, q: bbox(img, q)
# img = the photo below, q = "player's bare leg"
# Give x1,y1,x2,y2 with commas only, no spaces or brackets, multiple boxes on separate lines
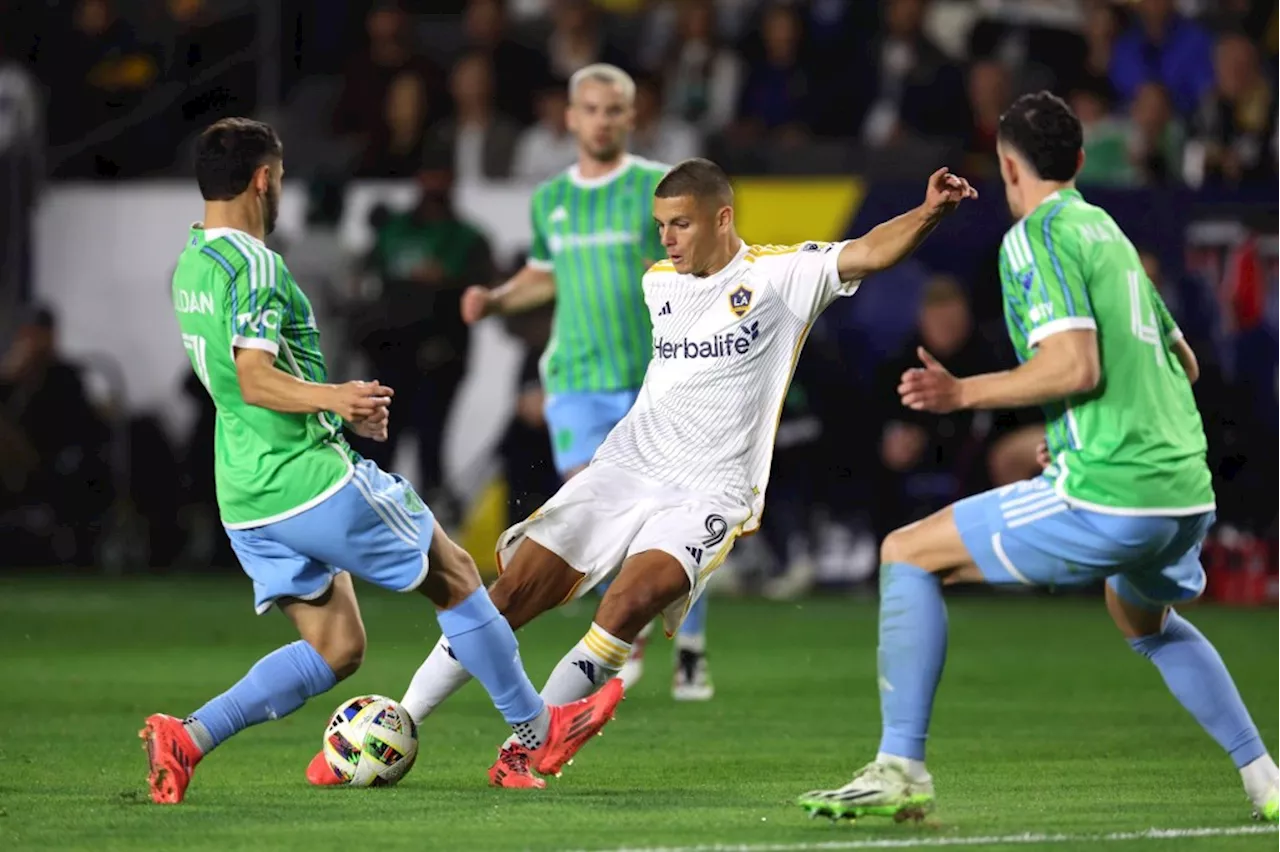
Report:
148,575,361,802
562,461,665,694
1106,583,1278,822
594,550,692,640
283,573,368,678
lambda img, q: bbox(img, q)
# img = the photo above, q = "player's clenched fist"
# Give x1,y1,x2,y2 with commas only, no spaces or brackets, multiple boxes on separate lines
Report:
923,167,978,218
350,404,390,442
460,285,493,324
330,379,393,422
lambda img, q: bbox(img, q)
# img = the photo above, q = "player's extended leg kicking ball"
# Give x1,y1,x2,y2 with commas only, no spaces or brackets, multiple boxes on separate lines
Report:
545,389,715,701
147,116,621,804
797,92,1278,825
458,64,715,702
383,156,976,788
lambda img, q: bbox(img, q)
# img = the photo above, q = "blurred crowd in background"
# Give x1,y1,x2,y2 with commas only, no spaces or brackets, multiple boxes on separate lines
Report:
0,0,1275,600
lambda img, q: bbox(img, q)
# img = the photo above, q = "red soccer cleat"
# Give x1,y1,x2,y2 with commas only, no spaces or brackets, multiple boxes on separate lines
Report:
305,751,346,786
139,714,203,804
529,678,624,777
488,743,546,789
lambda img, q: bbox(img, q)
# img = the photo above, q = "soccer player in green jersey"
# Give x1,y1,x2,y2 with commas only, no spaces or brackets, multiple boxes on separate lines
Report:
798,92,1278,824
455,63,715,707
143,117,621,804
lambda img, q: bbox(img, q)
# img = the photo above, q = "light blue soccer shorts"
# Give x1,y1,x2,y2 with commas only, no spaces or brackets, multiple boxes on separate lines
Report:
543,389,640,476
226,460,437,614
953,476,1213,611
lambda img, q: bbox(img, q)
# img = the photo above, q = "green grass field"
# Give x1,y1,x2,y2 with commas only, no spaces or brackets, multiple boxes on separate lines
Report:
0,576,1275,851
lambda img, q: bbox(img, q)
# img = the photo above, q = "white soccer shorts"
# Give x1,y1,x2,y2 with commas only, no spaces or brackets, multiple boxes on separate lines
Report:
495,463,751,635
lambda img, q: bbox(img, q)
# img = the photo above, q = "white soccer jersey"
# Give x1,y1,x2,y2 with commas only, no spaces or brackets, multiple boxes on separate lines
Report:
592,239,858,533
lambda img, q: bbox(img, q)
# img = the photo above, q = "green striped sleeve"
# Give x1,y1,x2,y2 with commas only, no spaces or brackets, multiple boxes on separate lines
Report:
216,235,289,354
1018,206,1096,347
996,241,1028,348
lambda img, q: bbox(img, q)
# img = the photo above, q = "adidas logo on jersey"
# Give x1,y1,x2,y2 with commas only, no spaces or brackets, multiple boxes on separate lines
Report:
686,545,703,564
658,301,672,316
654,322,761,361
549,206,568,223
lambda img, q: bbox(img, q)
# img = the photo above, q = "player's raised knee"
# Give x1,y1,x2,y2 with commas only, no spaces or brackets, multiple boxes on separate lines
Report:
421,534,483,609
880,526,918,567
595,586,667,640
596,551,689,640
308,630,366,681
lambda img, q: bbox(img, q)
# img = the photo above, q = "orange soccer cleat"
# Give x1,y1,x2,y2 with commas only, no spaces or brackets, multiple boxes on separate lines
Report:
488,743,546,789
305,751,346,786
139,714,203,804
528,678,624,777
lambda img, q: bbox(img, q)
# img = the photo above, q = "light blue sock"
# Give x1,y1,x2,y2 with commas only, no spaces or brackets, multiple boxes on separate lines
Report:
877,562,948,761
186,640,337,753
678,594,708,639
436,587,545,726
1128,609,1266,768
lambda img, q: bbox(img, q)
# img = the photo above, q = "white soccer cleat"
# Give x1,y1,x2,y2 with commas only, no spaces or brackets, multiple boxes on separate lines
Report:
671,648,714,701
797,761,935,822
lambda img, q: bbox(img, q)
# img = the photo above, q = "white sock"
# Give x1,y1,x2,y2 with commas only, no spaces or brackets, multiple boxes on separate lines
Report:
511,706,552,750
183,719,213,754
637,621,655,641
1241,754,1278,805
502,622,631,749
877,751,931,784
400,635,473,725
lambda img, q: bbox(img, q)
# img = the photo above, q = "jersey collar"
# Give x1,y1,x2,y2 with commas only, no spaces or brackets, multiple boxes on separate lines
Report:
199,224,267,247
568,154,633,189
1014,187,1083,227
1037,187,1082,209
695,240,750,282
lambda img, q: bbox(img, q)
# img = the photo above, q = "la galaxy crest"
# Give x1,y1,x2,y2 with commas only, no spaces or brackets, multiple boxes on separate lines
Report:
729,284,753,318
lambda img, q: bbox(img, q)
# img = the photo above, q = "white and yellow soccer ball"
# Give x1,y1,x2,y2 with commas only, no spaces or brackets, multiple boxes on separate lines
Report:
323,695,419,787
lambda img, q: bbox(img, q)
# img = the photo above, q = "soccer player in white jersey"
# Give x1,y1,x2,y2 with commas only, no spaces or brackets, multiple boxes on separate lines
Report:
405,157,977,788
459,63,714,701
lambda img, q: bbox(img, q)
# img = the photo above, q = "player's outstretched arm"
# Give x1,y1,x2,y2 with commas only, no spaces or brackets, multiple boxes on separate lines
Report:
899,330,1100,414
460,265,556,324
836,168,977,283
234,348,393,421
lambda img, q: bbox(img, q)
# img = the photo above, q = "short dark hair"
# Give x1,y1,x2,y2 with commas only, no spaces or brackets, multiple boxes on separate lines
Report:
195,117,283,201
654,158,733,206
997,91,1082,182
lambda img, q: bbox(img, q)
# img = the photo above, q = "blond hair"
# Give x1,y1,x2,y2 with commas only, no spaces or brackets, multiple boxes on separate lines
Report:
568,63,636,104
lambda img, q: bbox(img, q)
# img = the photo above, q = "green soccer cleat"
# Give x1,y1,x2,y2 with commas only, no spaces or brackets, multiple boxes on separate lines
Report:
798,761,935,823
1255,791,1278,823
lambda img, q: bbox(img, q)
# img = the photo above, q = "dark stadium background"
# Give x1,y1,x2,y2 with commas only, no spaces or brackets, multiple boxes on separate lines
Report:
2,0,1274,600
0,3,1277,851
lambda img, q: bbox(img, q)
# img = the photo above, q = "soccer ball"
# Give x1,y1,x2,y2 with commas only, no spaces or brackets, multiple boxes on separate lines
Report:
323,695,419,787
